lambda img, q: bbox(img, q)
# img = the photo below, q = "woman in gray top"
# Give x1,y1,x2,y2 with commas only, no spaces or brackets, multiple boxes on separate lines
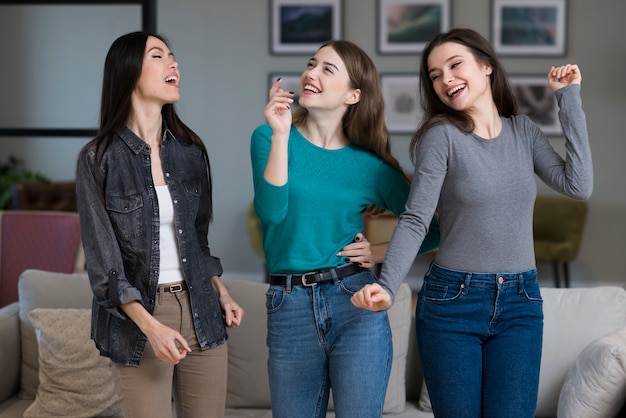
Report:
351,28,592,418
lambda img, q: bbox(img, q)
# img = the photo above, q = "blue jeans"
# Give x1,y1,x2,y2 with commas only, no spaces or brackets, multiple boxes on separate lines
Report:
416,263,543,418
266,269,392,418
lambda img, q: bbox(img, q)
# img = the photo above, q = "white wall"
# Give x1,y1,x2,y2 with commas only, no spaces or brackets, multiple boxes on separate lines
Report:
1,0,625,286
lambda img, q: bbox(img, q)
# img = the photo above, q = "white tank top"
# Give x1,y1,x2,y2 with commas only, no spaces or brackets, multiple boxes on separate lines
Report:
155,185,185,285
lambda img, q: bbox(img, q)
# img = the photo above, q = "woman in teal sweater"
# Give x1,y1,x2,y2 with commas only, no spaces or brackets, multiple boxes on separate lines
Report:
250,40,439,418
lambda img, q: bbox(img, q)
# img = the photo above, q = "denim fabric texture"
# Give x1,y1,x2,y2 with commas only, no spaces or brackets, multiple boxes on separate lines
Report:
76,127,226,366
416,263,544,418
266,268,392,418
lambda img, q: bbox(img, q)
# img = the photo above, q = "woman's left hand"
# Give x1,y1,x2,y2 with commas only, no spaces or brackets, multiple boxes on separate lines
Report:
211,276,244,328
548,64,582,92
220,293,244,328
337,232,373,269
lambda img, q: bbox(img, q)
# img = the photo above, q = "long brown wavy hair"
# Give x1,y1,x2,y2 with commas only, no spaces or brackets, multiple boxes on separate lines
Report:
292,40,407,215
410,28,518,163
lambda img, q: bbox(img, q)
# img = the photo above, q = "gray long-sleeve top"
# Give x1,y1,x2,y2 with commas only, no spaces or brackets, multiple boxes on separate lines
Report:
379,85,593,300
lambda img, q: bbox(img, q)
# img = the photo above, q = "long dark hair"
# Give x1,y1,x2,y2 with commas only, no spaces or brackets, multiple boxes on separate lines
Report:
292,40,407,215
410,28,518,163
92,31,213,216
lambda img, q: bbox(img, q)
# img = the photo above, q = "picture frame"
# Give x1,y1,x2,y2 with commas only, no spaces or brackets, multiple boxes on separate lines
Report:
510,75,562,135
270,0,342,55
491,0,567,56
381,74,422,134
377,0,451,54
268,73,302,111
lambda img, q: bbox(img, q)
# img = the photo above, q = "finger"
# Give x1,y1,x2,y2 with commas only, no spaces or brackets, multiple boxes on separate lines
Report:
354,232,365,242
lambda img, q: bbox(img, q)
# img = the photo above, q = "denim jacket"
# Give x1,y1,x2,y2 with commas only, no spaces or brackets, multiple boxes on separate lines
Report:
76,127,226,366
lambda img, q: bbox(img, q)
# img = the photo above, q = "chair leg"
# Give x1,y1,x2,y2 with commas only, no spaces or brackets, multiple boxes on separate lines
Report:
552,262,561,288
563,262,571,288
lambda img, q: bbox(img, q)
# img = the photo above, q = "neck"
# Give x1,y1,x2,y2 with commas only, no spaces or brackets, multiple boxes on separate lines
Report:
127,106,164,147
469,104,502,139
298,111,348,149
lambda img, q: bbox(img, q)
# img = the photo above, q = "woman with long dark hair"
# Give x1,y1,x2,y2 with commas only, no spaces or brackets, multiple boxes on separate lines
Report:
76,31,243,418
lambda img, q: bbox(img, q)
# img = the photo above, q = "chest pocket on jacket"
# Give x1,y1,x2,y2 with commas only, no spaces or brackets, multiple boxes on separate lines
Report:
184,182,202,214
106,194,144,242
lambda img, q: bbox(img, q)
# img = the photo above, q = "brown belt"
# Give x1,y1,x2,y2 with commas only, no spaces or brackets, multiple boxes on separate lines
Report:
159,282,188,293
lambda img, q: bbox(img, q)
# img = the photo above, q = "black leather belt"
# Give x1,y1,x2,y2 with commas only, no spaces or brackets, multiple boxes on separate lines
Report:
160,282,188,293
269,263,364,287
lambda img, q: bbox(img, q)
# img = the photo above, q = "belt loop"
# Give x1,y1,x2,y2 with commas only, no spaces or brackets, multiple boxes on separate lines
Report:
462,272,472,295
331,267,340,284
517,273,524,295
157,285,163,305
285,274,292,292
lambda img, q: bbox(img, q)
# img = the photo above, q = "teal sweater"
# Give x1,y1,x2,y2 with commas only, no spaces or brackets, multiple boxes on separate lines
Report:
251,124,439,274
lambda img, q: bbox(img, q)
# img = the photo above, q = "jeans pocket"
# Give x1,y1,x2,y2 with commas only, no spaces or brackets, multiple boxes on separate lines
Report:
421,278,464,302
338,270,376,296
266,286,287,314
521,278,543,302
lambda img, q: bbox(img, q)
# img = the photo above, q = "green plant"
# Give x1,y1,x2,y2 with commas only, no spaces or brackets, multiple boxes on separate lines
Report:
0,155,49,209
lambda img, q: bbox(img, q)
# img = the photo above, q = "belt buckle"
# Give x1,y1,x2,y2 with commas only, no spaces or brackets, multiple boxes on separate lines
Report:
301,272,317,287
169,283,183,292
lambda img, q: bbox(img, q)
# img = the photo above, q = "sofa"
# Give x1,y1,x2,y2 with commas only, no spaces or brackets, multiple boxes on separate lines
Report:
1,269,626,418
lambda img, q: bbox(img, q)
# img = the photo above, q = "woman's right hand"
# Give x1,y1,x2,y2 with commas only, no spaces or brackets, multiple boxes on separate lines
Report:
264,78,295,136
351,283,393,312
121,300,191,365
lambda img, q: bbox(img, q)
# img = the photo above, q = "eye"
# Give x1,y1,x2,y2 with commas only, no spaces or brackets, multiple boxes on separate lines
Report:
430,74,440,82
451,61,461,69
152,54,162,59
324,66,334,74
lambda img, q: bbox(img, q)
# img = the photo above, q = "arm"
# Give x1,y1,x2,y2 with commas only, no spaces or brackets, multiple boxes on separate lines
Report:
211,276,244,328
535,65,593,199
75,147,141,318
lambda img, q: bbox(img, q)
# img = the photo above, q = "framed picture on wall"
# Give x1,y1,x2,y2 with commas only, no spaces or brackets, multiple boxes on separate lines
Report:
510,75,562,135
381,74,421,134
270,0,342,55
377,0,451,54
268,73,302,111
492,0,567,56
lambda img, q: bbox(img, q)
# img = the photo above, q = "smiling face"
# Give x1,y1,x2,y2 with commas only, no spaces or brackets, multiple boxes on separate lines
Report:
132,36,180,109
426,41,493,115
297,45,361,113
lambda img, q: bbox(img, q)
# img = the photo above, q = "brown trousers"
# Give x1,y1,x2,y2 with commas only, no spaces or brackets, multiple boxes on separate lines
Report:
112,286,228,418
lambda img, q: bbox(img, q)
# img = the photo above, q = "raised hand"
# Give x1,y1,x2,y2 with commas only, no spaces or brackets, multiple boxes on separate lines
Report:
264,78,295,136
548,64,582,92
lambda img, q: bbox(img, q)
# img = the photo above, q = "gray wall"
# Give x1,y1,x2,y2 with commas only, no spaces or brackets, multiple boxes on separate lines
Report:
1,0,625,286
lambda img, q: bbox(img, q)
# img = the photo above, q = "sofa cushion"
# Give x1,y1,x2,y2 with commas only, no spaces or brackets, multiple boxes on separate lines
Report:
224,280,271,409
223,280,412,414
537,286,626,417
557,326,626,418
18,269,93,399
24,308,122,417
415,286,626,416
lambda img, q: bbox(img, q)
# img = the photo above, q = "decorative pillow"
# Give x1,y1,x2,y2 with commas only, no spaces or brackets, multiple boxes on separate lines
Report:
18,269,93,399
557,327,626,418
24,308,122,418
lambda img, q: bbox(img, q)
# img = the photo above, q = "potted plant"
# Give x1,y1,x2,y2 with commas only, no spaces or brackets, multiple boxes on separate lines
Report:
0,155,49,210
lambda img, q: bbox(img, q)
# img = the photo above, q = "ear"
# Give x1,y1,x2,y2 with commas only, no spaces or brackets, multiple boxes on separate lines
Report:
345,88,361,105
484,65,493,76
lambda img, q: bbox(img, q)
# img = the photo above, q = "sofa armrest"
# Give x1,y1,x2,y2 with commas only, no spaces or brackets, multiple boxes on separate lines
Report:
0,302,20,403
